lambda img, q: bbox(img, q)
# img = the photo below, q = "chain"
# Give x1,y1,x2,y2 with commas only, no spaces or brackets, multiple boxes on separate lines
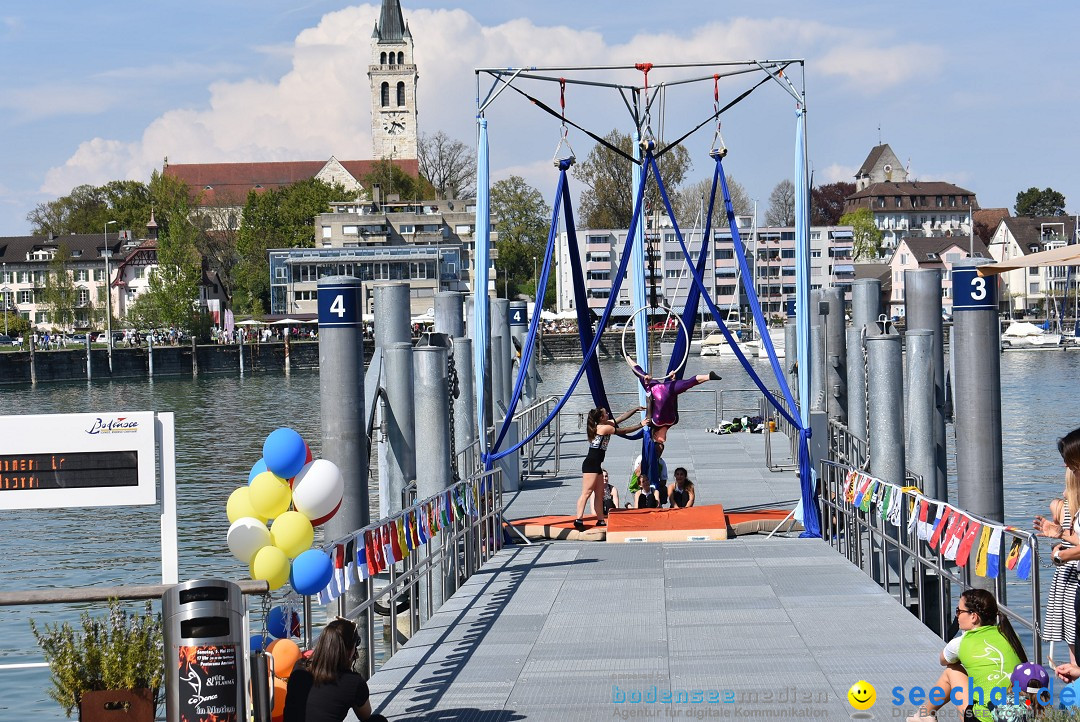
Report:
258,591,272,642
447,342,460,482
861,325,871,472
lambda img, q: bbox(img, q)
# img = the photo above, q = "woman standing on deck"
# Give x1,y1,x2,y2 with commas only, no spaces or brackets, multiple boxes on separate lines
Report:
906,589,1026,722
574,406,646,531
1034,426,1080,663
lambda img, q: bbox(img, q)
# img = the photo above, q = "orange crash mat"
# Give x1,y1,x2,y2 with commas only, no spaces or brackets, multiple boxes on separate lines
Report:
604,504,726,532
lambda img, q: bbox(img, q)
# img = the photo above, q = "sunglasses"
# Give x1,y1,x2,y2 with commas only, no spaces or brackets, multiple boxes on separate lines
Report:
956,607,973,617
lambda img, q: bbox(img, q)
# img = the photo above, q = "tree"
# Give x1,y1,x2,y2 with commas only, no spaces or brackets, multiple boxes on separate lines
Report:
673,176,752,230
41,245,79,330
1015,187,1066,217
418,131,475,199
765,180,796,226
573,129,693,229
489,176,550,300
839,207,883,260
360,160,435,203
139,171,203,331
26,181,152,236
811,181,855,225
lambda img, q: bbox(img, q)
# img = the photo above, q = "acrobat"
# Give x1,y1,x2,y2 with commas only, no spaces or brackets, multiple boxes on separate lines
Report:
627,360,720,443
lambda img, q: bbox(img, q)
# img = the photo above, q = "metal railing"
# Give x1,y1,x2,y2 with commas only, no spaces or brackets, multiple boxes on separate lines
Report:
764,390,799,471
827,418,867,470
327,468,504,675
513,395,561,478
818,458,1042,660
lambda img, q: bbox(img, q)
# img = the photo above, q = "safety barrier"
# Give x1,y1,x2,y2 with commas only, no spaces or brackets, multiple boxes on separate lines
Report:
827,418,868,470
763,390,798,471
514,395,562,478
818,459,1043,661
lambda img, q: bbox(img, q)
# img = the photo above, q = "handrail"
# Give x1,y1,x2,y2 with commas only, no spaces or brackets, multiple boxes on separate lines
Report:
818,458,1043,661
0,580,269,607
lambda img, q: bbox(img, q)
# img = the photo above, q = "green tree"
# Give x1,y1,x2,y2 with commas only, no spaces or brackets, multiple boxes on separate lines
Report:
490,176,551,301
234,178,349,313
26,181,152,236
840,207,884,260
41,245,79,330
361,160,435,203
1015,187,1066,217
573,129,692,229
765,180,796,226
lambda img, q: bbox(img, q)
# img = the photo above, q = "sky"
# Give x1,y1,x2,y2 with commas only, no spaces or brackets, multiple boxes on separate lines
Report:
1,1,1079,236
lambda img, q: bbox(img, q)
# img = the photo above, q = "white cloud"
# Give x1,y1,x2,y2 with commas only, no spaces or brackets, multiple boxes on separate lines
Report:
819,163,856,184
1,85,116,122
96,61,244,82
41,6,941,198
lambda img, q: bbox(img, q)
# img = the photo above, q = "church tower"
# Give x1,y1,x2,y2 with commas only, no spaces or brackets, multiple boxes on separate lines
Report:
369,0,418,160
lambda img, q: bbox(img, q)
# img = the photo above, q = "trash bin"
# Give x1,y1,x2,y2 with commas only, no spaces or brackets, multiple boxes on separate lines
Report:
162,579,247,722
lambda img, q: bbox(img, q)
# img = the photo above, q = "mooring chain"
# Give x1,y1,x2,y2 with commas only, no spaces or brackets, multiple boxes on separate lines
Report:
446,344,460,482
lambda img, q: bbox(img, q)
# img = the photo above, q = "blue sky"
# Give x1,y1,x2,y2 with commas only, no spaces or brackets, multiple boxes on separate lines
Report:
1,1,1078,236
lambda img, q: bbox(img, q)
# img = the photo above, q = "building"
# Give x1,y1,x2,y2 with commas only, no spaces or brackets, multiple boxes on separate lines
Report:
986,215,1080,315
885,236,990,317
368,0,419,160
555,221,855,320
854,143,908,191
269,197,480,316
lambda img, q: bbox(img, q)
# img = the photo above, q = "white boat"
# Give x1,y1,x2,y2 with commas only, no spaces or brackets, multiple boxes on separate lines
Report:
1001,321,1062,349
745,328,786,359
700,331,749,357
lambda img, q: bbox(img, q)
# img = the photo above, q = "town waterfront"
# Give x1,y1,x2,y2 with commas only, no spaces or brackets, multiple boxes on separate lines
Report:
0,351,1077,718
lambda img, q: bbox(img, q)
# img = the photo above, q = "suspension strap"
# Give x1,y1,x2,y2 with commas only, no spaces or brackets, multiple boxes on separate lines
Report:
552,78,576,166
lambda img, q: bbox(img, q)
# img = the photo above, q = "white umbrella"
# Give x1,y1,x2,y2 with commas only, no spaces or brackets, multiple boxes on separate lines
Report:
272,318,302,325
236,319,265,326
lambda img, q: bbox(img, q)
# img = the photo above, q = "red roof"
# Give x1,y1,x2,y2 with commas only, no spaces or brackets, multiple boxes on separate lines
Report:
163,158,420,205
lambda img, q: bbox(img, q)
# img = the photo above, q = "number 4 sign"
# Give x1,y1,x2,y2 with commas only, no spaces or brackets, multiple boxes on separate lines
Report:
318,282,361,327
952,267,997,311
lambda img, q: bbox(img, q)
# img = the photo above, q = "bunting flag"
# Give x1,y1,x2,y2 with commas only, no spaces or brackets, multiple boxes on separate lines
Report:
403,513,415,552
429,502,439,536
859,481,875,513
943,515,969,561
844,470,858,502
1005,538,1022,571
929,506,951,550
917,499,932,539
409,510,421,548
853,478,869,508
332,543,347,596
317,580,333,605
441,493,451,525
908,495,923,535
365,530,380,577
974,525,992,576
396,517,410,558
419,506,431,543
887,487,904,527
878,485,892,521
388,522,403,562
956,522,982,567
1016,542,1033,580
381,524,395,566
346,535,364,586
985,526,1003,579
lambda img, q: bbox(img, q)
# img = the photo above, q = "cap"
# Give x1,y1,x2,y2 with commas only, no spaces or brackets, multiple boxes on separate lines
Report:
1010,662,1049,693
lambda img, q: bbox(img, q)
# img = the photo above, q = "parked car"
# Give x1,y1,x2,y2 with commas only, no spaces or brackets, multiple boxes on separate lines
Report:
71,333,87,342
0,335,14,346
648,319,678,331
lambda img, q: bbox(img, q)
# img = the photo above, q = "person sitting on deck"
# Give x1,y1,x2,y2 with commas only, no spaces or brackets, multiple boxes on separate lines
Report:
667,467,696,508
627,360,721,444
629,443,668,507
635,478,661,509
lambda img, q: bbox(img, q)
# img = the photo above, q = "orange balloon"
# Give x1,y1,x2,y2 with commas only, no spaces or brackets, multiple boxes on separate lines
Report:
271,677,288,717
267,638,302,679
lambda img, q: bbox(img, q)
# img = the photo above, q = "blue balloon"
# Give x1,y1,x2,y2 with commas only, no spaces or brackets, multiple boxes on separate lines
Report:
266,606,301,639
249,633,272,651
247,458,268,485
290,549,334,597
263,428,307,479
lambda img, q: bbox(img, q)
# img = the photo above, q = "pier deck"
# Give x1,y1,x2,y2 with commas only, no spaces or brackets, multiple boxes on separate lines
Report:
366,428,946,721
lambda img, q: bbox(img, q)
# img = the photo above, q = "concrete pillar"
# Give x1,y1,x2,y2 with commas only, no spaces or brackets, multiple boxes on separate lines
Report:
413,345,453,611
509,300,530,405
846,327,865,444
434,292,465,338
865,325,905,488
823,288,846,422
491,299,512,416
904,330,936,490
499,421,521,493
784,319,798,404
373,282,412,349
381,342,416,517
904,269,947,502
452,337,477,474
851,278,881,334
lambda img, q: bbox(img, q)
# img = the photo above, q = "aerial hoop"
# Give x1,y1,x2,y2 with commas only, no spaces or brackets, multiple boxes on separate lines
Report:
620,303,690,377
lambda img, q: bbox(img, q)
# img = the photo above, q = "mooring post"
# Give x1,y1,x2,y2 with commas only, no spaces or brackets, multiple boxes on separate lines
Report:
509,300,531,405
373,282,412,349
86,334,92,382
434,291,465,338
316,276,370,671
147,334,154,379
784,319,798,405
865,321,905,589
382,342,416,518
192,336,198,377
238,335,244,377
29,335,36,386
413,345,453,612
452,337,477,473
809,290,825,413
847,279,881,447
824,288,847,422
904,269,947,502
491,299,512,416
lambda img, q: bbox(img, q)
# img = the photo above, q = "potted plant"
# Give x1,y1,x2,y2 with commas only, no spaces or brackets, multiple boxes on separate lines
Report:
30,599,164,720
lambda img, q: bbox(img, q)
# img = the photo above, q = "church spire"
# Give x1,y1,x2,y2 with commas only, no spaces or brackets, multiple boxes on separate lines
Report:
376,0,406,43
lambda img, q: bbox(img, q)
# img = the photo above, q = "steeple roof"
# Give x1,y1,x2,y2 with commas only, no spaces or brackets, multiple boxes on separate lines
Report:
376,0,406,43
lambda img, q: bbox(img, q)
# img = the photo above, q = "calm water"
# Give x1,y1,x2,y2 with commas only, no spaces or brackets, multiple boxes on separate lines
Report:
0,350,1077,718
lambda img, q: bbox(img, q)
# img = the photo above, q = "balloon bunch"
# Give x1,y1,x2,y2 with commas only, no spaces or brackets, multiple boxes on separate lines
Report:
226,428,344,596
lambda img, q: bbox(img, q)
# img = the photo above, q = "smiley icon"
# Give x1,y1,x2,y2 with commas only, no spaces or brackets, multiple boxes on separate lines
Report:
848,680,876,710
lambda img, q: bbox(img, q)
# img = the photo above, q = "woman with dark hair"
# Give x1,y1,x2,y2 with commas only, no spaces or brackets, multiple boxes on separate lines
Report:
667,467,695,508
627,361,720,444
574,406,646,531
906,588,1026,722
283,618,388,722
1033,426,1080,665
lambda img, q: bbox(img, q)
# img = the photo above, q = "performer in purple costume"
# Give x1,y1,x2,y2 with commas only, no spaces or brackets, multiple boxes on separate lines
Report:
628,361,720,443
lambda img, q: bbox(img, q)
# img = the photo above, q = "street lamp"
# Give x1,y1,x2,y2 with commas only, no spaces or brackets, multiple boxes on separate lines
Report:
104,220,116,372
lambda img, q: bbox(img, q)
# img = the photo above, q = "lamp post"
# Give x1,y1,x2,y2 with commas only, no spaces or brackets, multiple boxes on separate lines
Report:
104,220,116,372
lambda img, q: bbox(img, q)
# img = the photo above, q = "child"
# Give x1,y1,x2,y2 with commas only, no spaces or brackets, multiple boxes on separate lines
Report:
991,662,1050,721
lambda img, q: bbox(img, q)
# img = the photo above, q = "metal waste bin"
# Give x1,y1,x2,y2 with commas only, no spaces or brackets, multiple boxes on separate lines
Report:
163,579,247,722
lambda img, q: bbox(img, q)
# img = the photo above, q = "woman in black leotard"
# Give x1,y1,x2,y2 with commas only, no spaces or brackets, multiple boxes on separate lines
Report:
667,467,696,508
575,406,645,531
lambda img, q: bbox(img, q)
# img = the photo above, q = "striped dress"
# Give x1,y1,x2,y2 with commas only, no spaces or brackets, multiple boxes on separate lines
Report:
1044,500,1077,645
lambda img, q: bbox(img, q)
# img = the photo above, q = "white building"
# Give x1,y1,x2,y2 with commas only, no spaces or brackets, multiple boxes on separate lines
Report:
885,236,989,317
986,215,1080,315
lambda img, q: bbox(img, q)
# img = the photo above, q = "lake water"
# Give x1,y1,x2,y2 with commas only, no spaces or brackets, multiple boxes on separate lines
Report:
0,350,1076,718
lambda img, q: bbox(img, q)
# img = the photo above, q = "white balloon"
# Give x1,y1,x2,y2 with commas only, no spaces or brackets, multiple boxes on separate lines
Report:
228,517,272,564
291,459,344,525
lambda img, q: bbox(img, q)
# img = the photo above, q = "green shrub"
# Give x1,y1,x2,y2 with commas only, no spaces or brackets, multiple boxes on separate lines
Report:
30,599,164,718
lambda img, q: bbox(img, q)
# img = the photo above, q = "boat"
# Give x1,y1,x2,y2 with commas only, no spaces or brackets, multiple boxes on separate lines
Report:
1000,321,1063,349
700,331,747,356
744,328,786,359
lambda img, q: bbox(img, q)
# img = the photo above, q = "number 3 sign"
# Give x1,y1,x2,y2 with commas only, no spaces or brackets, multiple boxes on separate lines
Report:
952,267,997,311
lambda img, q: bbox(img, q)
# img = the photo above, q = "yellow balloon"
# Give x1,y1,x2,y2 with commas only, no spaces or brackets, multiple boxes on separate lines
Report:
270,511,314,559
250,546,290,590
250,472,291,519
227,487,267,524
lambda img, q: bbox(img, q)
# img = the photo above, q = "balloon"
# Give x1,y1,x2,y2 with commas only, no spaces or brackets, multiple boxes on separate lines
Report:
249,471,291,519
266,606,301,639
250,633,272,652
290,549,333,596
248,458,268,484
250,546,290,591
227,517,271,564
271,676,288,717
291,460,344,526
263,428,308,479
270,511,314,559
227,487,267,524
267,638,302,679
